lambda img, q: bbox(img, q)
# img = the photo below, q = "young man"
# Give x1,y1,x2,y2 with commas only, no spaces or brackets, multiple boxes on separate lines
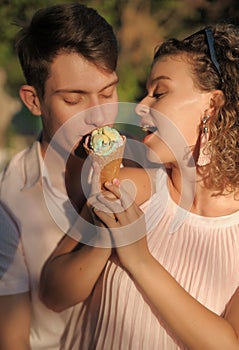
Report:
0,3,118,349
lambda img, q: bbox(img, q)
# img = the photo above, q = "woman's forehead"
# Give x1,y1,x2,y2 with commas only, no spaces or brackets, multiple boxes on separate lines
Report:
148,55,192,84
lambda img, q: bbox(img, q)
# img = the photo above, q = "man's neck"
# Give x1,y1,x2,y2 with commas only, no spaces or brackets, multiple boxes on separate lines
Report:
65,154,88,212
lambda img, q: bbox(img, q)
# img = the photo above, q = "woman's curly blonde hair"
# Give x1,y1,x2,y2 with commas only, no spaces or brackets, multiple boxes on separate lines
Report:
153,23,239,196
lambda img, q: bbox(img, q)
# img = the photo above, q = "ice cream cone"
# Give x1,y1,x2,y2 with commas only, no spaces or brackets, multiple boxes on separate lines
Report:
85,136,126,188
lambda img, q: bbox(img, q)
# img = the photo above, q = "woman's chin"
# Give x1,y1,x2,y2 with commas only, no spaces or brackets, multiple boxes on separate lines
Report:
143,131,157,145
144,146,163,164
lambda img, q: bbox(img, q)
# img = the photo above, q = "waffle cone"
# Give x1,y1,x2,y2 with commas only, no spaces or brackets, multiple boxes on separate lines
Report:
85,136,126,188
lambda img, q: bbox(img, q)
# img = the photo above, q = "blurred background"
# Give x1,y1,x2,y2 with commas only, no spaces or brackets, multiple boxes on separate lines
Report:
0,0,239,170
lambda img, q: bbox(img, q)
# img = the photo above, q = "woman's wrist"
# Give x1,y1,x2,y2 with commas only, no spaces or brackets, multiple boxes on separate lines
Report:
117,241,153,277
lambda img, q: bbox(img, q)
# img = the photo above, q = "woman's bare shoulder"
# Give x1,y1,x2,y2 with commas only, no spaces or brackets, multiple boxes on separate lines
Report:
119,167,158,205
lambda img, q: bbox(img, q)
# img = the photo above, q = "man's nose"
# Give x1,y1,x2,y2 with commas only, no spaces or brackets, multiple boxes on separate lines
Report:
85,98,118,127
85,106,106,127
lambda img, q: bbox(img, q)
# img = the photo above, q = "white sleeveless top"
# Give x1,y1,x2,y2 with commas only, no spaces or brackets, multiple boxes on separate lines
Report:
63,168,239,350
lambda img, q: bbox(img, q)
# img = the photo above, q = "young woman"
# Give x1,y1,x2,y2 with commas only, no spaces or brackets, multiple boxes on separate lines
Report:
40,23,239,350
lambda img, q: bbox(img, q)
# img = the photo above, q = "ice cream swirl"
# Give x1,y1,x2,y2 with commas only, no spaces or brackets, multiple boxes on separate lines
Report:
90,126,123,156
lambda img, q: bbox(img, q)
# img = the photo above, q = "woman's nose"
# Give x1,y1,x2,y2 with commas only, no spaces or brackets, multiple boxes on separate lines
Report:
135,101,150,117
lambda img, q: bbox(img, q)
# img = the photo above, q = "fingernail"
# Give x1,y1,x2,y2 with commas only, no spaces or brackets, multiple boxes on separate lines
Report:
112,178,120,186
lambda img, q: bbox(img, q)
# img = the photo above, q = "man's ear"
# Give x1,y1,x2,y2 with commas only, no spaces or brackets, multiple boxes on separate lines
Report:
19,85,42,116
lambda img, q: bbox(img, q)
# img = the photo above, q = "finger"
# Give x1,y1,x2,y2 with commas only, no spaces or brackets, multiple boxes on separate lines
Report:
88,194,110,212
116,205,143,227
89,194,118,223
96,193,141,229
104,181,135,212
97,185,142,225
101,190,119,201
96,180,145,229
96,193,123,214
93,209,119,228
103,181,121,199
90,161,101,196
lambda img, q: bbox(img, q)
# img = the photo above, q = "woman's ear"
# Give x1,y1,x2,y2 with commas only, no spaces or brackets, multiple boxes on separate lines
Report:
208,90,225,116
19,85,42,116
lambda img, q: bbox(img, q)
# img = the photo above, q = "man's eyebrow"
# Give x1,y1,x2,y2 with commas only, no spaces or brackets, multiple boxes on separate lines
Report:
99,77,119,92
54,89,84,94
54,77,119,95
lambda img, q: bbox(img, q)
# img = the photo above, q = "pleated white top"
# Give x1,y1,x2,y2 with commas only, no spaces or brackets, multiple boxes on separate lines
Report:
64,169,239,350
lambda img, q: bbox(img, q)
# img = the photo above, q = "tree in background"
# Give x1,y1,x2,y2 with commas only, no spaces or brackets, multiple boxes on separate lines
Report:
0,0,238,163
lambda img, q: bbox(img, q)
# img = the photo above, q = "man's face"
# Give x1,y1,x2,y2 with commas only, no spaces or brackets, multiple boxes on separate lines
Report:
39,52,118,153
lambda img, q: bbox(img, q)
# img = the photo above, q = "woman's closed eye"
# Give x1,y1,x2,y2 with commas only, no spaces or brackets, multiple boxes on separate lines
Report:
152,92,166,99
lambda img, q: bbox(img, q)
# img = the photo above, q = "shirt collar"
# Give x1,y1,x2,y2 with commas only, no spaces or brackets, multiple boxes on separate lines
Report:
22,141,43,190
22,140,69,199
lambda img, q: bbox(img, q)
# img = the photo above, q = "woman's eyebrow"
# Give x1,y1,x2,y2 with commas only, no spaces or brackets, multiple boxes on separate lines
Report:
146,75,171,90
151,75,171,84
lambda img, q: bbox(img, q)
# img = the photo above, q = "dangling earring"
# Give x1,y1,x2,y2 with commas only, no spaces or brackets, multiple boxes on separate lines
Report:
197,116,211,166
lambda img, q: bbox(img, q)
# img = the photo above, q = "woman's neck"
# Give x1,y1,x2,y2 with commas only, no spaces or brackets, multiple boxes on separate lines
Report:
168,165,239,217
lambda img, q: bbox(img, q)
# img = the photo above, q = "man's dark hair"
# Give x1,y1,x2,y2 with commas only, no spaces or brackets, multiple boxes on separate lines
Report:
15,3,118,99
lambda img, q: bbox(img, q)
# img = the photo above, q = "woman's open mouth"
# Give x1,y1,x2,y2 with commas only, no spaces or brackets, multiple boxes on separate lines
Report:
141,125,157,134
140,125,158,144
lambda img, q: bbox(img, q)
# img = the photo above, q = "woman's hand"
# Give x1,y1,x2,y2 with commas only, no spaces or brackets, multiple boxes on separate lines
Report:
91,178,151,271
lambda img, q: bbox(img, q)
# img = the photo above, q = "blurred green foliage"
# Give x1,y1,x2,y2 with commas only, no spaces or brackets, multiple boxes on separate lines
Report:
0,0,238,143
1,0,239,99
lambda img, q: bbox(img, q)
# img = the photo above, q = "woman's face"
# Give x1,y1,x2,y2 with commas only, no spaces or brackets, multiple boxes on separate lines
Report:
137,55,211,165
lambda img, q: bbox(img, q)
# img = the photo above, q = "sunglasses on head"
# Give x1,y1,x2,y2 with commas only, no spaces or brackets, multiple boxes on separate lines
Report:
184,27,223,85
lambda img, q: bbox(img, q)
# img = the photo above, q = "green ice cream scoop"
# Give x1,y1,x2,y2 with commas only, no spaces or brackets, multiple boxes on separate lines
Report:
90,126,123,156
